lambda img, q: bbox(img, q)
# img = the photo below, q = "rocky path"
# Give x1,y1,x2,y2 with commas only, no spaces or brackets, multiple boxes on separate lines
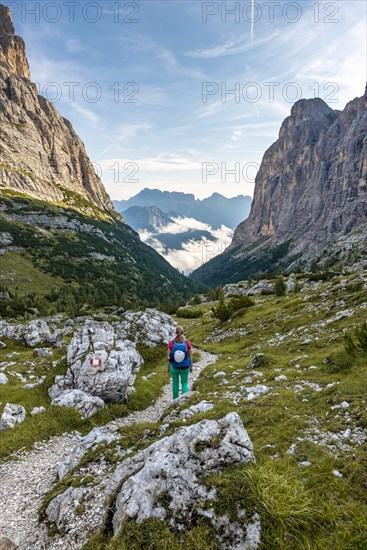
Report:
0,349,218,550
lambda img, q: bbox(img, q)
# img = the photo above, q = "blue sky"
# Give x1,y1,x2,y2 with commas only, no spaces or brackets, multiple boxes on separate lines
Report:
11,0,367,200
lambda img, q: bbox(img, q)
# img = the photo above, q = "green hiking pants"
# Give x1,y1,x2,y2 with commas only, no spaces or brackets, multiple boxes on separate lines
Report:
170,365,190,399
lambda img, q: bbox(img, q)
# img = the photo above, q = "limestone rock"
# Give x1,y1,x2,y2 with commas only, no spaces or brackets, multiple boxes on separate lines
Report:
179,400,215,419
30,406,46,416
1,402,26,428
45,414,257,547
0,319,59,347
50,320,144,404
0,373,8,384
51,389,104,419
110,413,255,537
0,5,113,213
45,486,85,530
117,308,177,347
58,425,119,479
24,321,52,347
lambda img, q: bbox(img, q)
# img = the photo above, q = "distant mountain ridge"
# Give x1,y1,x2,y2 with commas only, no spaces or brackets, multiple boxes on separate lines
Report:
122,206,174,232
114,190,252,230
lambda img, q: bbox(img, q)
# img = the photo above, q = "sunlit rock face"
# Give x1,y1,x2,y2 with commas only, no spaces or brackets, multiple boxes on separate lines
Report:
231,90,367,253
0,4,113,213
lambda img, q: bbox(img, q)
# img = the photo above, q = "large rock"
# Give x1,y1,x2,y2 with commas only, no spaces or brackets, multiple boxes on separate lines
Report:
58,425,119,479
1,403,26,429
51,389,104,419
50,320,144,404
110,413,255,534
45,413,260,548
23,320,52,347
0,319,60,347
117,308,177,347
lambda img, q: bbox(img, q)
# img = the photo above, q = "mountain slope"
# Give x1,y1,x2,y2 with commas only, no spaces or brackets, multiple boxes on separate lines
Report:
192,88,367,285
114,189,252,230
0,191,199,315
122,205,174,232
0,4,113,215
0,4,199,311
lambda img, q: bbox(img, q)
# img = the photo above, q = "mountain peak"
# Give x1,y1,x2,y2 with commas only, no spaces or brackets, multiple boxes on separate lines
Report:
290,97,335,120
0,3,30,79
0,4,13,33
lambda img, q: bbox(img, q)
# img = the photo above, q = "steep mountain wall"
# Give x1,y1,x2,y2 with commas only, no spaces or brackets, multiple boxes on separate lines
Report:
231,89,367,253
192,87,367,285
0,4,113,213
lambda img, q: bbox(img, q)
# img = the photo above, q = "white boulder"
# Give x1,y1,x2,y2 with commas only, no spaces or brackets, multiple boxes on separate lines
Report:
0,373,9,384
31,406,46,416
51,389,105,419
50,320,144,404
1,403,26,429
117,308,177,347
110,413,254,532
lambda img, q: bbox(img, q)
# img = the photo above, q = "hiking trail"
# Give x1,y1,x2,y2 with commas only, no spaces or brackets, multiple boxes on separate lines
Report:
0,349,218,549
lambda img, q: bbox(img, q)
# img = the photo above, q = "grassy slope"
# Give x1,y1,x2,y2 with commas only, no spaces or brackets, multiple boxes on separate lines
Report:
0,251,63,294
1,264,366,547
0,342,169,459
0,191,200,310
190,238,295,287
79,272,366,549
176,273,367,549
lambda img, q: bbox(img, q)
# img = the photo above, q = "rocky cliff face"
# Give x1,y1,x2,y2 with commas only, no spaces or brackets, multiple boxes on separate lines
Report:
191,87,366,285
0,4,113,214
0,5,30,80
231,88,367,253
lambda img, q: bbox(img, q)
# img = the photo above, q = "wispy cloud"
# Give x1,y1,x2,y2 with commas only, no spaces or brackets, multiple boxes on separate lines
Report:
69,103,101,127
66,38,86,53
116,123,153,141
185,34,279,59
99,154,202,173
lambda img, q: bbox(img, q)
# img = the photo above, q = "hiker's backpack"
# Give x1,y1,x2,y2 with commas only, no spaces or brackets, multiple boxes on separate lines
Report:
170,340,191,369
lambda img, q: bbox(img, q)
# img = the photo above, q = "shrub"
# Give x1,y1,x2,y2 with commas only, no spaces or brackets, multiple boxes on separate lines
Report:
211,299,231,322
274,275,286,296
260,289,274,295
205,288,217,301
324,351,354,373
228,295,254,311
293,282,301,293
189,294,201,306
215,286,225,301
176,307,203,319
344,321,367,358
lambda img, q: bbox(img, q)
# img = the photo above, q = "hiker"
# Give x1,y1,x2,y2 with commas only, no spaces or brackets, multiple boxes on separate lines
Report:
167,326,193,400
